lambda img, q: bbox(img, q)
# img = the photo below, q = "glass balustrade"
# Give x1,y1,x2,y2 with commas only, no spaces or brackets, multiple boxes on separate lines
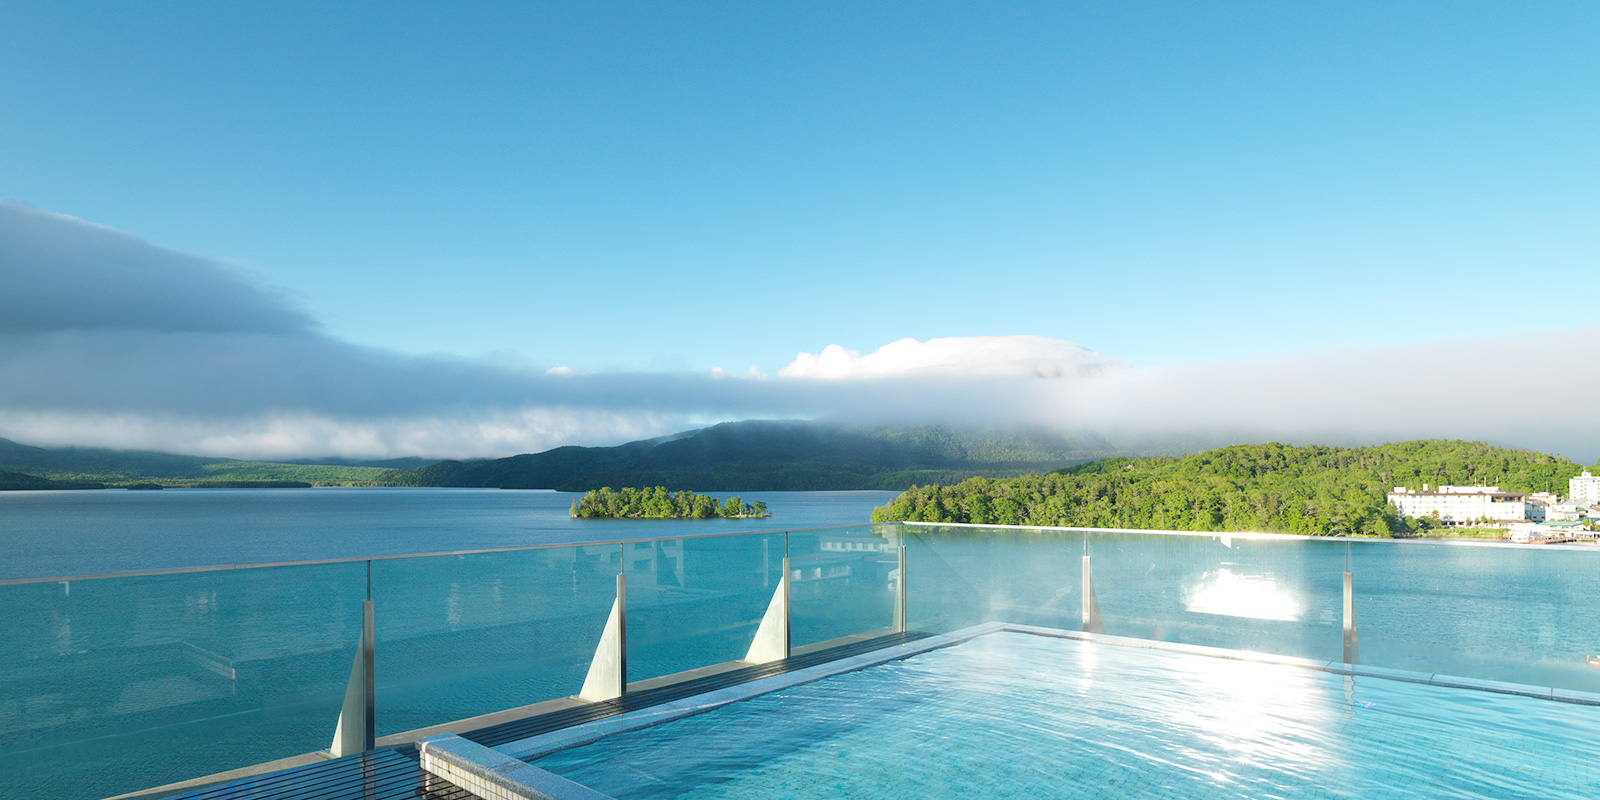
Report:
903,524,1085,634
625,532,784,684
371,545,619,738
905,522,1600,695
787,525,899,649
1085,528,1344,660
7,521,1600,800
1350,538,1600,693
0,561,366,800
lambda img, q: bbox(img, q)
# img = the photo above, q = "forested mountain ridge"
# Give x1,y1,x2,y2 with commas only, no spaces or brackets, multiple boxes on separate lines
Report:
870,440,1596,536
0,421,1138,491
382,420,1130,491
0,469,105,491
0,437,393,486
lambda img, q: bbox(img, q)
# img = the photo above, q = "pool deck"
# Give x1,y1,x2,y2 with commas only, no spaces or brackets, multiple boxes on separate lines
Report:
154,748,471,800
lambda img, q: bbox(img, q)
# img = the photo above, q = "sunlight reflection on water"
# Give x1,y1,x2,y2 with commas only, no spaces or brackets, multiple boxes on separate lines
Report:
1184,566,1303,621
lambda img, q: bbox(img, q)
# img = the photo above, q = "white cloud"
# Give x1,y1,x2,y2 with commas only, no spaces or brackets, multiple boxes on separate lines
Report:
3,200,1598,463
0,202,728,458
778,335,1126,380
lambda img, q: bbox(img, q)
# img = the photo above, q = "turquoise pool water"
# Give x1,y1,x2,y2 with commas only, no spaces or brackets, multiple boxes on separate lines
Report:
532,632,1600,799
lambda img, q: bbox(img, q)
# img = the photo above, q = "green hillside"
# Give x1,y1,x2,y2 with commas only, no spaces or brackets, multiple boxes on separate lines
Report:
0,469,105,491
871,440,1595,537
384,420,1129,491
0,438,392,487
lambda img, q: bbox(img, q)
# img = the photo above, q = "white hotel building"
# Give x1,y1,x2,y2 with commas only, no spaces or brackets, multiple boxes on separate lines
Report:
1572,471,1600,503
1387,485,1527,526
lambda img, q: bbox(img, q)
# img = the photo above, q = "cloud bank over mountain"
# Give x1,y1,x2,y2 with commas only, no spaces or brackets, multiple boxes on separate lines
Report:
1066,332,1600,461
3,200,1598,462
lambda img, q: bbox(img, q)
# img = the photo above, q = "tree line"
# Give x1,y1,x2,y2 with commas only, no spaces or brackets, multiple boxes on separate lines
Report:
870,440,1593,537
571,486,770,519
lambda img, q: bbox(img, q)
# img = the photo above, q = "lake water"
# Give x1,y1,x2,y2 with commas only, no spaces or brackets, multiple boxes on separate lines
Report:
0,488,898,580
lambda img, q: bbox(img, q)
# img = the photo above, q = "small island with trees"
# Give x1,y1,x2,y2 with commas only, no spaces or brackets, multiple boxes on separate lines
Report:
571,486,770,519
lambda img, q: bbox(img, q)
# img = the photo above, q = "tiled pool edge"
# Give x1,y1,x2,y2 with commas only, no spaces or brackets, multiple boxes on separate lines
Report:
494,621,1600,762
419,733,614,800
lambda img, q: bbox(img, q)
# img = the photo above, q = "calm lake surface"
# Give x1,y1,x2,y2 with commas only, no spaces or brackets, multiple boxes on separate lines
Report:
0,487,897,580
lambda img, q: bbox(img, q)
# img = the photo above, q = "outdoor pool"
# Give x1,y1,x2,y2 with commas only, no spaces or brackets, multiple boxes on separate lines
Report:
526,630,1600,799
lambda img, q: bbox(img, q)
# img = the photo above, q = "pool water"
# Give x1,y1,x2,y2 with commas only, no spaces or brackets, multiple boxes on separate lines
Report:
531,632,1600,799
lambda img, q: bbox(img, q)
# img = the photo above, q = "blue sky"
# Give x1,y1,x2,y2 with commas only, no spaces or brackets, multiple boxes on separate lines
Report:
2,3,1598,458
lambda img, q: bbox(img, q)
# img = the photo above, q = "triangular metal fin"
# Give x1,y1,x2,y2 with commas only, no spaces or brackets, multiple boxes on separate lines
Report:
745,558,790,664
580,580,626,701
329,600,375,758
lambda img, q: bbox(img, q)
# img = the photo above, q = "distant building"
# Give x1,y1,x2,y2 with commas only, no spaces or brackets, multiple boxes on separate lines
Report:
1525,499,1551,523
1572,471,1600,503
1388,485,1527,526
1509,520,1593,543
1526,491,1560,522
1548,501,1588,522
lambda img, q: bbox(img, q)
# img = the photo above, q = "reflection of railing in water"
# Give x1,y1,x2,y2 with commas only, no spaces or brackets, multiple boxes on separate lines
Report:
181,642,238,682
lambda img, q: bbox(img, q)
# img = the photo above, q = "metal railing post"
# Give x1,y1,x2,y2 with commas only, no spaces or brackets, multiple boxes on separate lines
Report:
894,542,907,634
1082,552,1104,635
616,571,628,689
1343,570,1359,664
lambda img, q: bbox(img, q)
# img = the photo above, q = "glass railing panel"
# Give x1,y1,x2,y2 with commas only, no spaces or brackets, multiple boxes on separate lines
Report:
625,532,784,683
371,544,619,737
903,524,1085,634
0,561,367,800
1085,530,1344,661
1351,539,1600,693
788,525,899,648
